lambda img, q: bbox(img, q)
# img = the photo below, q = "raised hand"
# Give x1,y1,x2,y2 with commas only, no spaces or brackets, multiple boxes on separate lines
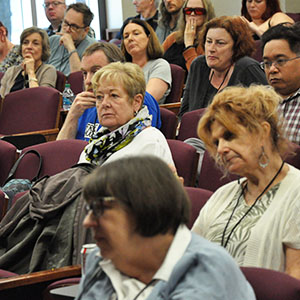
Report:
184,18,197,48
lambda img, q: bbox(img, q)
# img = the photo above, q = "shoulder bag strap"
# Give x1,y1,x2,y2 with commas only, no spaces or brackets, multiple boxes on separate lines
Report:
4,149,43,184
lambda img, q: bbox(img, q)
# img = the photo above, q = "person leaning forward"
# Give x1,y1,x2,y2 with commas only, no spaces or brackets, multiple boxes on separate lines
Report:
46,2,95,76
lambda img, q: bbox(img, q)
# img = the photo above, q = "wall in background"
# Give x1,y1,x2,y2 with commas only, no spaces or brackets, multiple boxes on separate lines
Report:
109,0,300,30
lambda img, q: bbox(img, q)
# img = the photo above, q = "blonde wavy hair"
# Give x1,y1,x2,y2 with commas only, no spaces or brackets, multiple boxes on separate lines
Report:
197,85,291,166
92,62,145,105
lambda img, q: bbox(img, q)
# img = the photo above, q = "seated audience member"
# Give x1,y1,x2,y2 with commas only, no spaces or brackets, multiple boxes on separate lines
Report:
0,21,23,72
192,85,300,280
43,0,67,36
0,62,173,274
156,0,185,44
78,61,171,164
261,23,300,145
76,156,256,300
43,0,96,38
115,0,159,40
179,16,268,117
163,0,215,72
0,26,56,99
121,19,172,104
241,0,294,39
57,42,161,141
47,3,95,76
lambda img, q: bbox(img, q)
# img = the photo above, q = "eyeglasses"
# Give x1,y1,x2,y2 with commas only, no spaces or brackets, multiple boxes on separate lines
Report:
43,1,65,9
246,0,264,3
85,197,116,218
260,56,300,70
62,20,86,32
183,7,207,16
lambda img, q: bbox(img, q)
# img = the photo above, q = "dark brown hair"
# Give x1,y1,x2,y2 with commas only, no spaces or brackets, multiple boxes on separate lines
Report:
121,19,163,62
83,156,190,236
241,0,281,22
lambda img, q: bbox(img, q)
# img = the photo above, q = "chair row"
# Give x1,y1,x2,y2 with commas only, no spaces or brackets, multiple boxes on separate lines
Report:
0,137,200,219
0,86,62,147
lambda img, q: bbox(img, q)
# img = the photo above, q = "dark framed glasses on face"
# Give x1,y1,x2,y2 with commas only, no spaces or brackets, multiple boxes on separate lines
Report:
85,196,116,218
62,20,86,31
183,7,207,16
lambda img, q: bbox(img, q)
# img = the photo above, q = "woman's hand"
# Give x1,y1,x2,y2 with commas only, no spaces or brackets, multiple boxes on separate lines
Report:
184,19,197,48
22,54,35,76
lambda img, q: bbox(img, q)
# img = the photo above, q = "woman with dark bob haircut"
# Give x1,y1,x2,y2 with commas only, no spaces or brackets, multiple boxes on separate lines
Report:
179,16,268,117
0,26,56,98
77,155,256,300
121,18,172,104
193,85,300,279
241,0,294,38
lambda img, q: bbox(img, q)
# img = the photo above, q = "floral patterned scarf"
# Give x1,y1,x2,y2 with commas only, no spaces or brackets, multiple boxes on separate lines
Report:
84,106,152,165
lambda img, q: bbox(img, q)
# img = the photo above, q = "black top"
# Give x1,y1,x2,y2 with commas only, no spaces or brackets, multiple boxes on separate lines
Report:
179,55,269,117
10,70,28,93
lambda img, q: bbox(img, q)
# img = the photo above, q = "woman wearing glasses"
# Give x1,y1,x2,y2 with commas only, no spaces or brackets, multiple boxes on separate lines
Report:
179,16,268,117
77,156,256,300
0,26,56,99
241,0,294,39
163,0,215,72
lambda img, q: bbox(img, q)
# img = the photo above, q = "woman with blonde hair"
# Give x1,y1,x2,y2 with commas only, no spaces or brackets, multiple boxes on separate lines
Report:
163,0,215,71
192,85,300,279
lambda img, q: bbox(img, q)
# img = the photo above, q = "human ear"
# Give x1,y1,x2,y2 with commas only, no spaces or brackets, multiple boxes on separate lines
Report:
132,94,143,112
260,121,271,139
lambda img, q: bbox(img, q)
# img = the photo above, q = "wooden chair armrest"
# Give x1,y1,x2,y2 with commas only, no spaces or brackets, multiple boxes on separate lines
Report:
160,102,181,115
0,265,81,291
11,128,59,142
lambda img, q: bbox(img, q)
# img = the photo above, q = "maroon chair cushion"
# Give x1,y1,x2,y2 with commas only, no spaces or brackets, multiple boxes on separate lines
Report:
0,140,17,186
14,139,88,179
167,139,199,187
241,267,300,300
0,87,60,135
286,13,300,22
44,277,81,300
285,143,300,170
165,64,186,104
185,187,213,229
160,107,178,139
251,40,262,62
56,71,66,93
68,71,84,95
177,108,206,141
198,150,239,192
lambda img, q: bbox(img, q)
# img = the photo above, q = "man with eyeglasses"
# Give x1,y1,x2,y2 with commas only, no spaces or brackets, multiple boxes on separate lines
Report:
47,3,95,76
155,0,185,43
43,0,66,36
261,23,300,144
